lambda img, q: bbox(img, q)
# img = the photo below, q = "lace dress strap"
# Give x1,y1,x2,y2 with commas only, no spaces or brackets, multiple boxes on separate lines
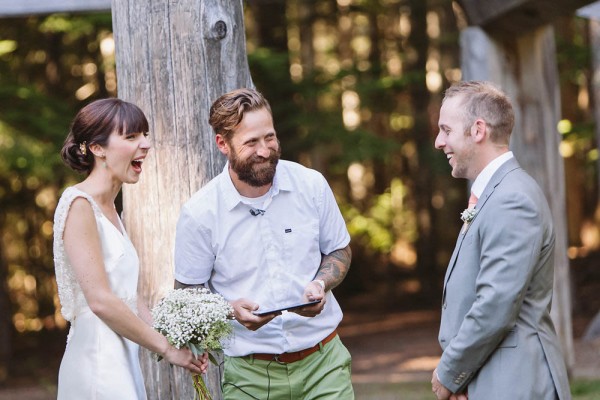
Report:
53,187,103,322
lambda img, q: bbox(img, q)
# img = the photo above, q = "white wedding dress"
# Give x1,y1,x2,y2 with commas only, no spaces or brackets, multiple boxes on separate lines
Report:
53,187,147,399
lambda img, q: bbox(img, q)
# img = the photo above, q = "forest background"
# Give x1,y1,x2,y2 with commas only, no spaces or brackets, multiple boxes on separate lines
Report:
0,0,599,396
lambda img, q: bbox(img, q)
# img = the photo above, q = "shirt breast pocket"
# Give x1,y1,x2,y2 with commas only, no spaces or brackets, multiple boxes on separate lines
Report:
282,221,320,269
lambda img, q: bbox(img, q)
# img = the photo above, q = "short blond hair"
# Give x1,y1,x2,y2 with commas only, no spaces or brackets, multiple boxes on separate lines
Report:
443,81,514,144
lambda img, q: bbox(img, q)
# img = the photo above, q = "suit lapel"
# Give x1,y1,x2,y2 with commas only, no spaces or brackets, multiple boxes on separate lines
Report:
442,158,522,302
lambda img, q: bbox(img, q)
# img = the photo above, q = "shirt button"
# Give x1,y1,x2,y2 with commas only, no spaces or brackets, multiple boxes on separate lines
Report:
443,302,447,309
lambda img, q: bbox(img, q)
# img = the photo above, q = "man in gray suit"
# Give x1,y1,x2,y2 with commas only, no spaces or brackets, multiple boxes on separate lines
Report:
431,81,571,400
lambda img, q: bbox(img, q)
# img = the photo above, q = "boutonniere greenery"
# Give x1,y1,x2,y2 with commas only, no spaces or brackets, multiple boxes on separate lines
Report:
460,208,478,224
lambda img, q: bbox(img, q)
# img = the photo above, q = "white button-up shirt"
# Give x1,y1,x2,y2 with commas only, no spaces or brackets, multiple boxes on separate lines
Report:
471,151,514,198
174,160,350,356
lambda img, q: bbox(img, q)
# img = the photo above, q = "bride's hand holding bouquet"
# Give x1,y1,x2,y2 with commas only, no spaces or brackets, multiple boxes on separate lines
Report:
152,287,234,400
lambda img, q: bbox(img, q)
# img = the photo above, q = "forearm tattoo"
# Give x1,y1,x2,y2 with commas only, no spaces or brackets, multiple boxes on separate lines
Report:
315,245,352,291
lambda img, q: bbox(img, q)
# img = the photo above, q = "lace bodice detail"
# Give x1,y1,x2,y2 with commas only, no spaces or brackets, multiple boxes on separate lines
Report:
53,187,138,322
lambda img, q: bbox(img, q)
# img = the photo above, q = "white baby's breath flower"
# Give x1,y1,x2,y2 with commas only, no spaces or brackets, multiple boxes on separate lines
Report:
152,287,233,399
460,208,478,224
152,287,234,357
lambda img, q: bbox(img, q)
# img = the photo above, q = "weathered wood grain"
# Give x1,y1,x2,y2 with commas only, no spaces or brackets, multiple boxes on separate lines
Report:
112,0,253,398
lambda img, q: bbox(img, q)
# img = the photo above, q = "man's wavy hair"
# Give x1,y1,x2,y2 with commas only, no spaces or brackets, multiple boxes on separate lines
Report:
208,88,272,142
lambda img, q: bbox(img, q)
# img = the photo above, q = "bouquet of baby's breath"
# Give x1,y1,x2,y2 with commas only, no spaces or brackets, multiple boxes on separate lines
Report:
152,287,234,399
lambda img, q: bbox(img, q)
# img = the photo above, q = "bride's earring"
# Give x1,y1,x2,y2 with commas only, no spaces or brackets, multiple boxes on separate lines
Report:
101,155,107,169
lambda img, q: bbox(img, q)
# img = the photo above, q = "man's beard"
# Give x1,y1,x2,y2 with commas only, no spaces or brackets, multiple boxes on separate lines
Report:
229,145,281,187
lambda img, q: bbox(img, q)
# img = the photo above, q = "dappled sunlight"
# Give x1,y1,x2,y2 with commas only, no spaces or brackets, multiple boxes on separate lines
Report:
341,310,441,384
568,206,600,258
400,356,440,371
75,82,96,100
347,162,374,201
581,220,600,250
391,240,417,267
342,90,361,130
354,353,439,372
340,310,439,337
389,113,414,131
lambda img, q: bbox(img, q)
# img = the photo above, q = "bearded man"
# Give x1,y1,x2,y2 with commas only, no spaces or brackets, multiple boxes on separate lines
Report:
174,88,354,400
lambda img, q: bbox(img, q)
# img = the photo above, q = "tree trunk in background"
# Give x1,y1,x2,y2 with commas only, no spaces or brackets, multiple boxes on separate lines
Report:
111,0,253,398
407,0,437,304
247,0,296,159
590,19,600,212
0,230,11,385
253,0,288,50
586,17,600,340
554,17,586,247
295,0,326,172
461,26,574,370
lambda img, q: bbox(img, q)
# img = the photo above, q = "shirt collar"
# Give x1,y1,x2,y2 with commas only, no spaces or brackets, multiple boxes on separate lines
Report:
219,161,293,211
471,151,514,198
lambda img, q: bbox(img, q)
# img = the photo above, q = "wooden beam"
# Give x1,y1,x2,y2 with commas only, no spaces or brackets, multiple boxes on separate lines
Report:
578,1,600,19
457,0,596,36
0,0,110,17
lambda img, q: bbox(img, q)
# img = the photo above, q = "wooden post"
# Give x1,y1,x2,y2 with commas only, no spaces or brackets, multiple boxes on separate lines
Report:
457,0,595,36
583,16,600,340
111,0,253,398
460,26,575,370
590,19,600,207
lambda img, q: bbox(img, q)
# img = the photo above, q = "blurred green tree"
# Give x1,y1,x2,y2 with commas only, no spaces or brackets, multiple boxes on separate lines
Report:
0,13,113,383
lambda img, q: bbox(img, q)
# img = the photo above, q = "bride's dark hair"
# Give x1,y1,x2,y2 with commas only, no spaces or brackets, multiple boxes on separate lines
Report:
61,98,149,174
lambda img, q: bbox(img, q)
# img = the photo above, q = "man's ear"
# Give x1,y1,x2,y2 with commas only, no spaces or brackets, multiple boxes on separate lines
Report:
215,134,229,156
472,119,487,143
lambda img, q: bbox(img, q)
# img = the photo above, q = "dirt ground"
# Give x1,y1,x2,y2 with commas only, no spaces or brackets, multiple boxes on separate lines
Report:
1,307,598,400
340,309,600,383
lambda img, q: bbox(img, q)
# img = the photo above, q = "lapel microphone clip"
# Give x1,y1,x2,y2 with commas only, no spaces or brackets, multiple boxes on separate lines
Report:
249,208,265,216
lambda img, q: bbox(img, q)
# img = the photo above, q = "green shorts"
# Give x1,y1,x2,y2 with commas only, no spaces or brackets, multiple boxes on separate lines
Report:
222,335,354,400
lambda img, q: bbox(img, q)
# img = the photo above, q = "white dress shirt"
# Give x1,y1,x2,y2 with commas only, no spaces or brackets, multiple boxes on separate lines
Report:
470,151,514,199
174,160,350,356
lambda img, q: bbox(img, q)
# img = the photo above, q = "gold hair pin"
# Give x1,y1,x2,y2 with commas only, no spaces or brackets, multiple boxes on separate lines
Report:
79,141,87,155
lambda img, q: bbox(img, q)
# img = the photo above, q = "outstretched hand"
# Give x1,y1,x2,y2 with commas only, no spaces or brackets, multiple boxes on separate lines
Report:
231,298,280,331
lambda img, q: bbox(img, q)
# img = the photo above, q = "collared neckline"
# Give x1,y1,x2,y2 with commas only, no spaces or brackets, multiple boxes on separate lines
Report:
219,161,294,211
471,151,514,199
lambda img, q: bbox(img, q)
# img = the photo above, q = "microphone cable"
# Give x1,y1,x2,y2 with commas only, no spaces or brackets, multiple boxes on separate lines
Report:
220,358,275,399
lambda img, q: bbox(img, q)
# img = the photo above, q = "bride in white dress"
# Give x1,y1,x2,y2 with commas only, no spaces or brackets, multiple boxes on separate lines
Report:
53,99,207,399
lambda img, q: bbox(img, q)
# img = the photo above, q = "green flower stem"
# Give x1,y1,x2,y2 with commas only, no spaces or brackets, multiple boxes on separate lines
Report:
193,374,212,400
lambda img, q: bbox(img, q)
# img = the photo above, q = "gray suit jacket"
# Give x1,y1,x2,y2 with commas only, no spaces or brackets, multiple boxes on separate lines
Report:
437,158,571,400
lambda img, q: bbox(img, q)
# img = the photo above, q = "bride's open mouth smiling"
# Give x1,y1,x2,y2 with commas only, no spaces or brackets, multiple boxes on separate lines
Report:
131,157,144,173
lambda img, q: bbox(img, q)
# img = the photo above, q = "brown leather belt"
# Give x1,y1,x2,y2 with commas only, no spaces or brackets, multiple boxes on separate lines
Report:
251,330,338,364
